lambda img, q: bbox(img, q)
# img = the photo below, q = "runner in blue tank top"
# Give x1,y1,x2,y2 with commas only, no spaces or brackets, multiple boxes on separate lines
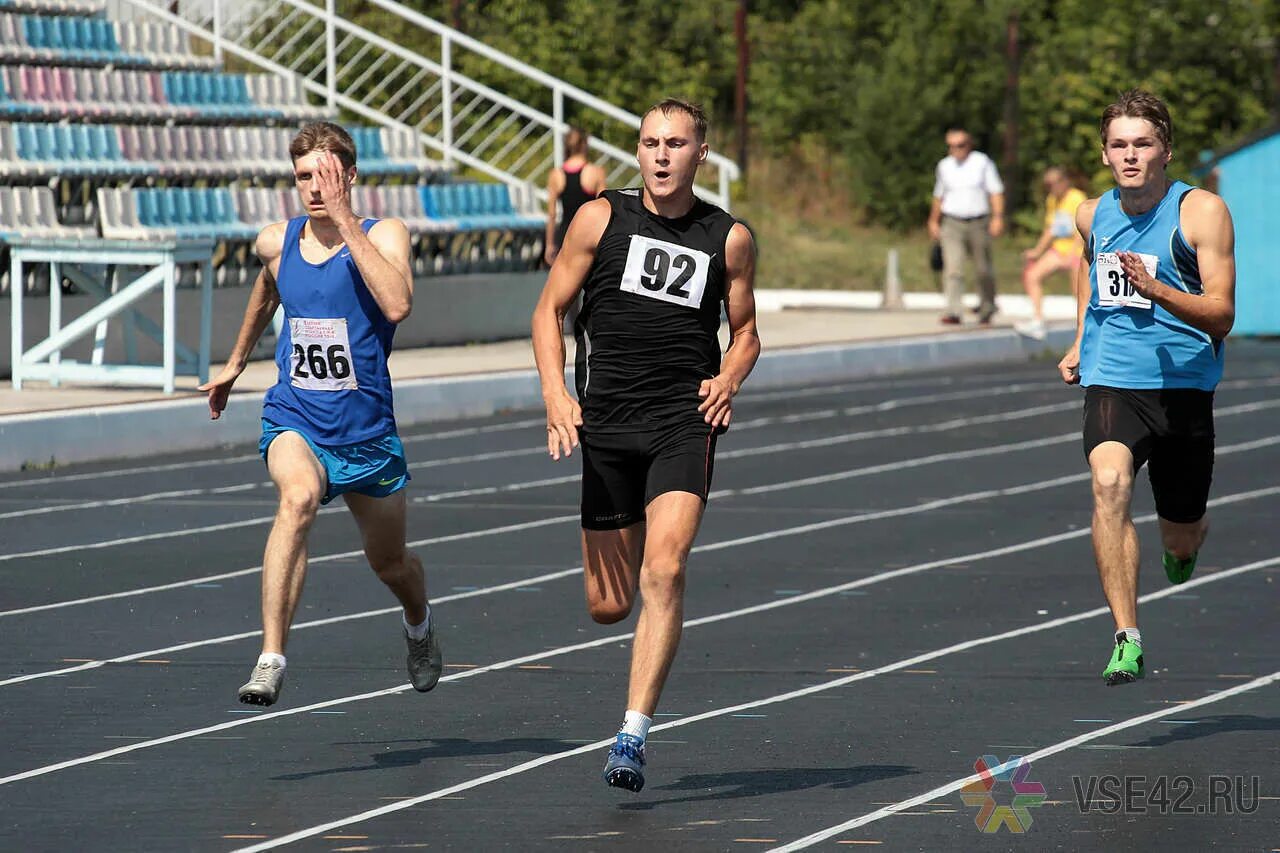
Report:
199,122,442,707
1057,91,1236,686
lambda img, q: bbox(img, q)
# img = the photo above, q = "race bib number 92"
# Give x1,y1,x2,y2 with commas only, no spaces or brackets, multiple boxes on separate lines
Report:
289,317,358,391
1095,251,1157,310
620,235,711,309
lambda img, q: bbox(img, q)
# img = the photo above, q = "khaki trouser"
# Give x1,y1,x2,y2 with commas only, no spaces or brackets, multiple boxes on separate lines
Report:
940,215,997,318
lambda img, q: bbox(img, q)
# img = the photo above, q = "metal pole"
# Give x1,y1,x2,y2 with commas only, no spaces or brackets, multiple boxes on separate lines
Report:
882,248,904,310
199,258,212,383
552,86,564,168
163,259,175,394
48,261,61,387
92,264,114,366
734,0,749,178
325,0,336,110
212,0,223,63
1000,9,1021,215
10,254,23,390
441,35,453,169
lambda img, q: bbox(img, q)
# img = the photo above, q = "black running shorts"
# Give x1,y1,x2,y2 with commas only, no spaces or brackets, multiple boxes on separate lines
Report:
580,421,719,530
1082,385,1215,523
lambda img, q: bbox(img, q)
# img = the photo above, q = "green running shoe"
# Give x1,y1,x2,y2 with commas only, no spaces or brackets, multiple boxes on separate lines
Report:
1102,633,1144,686
1163,551,1197,585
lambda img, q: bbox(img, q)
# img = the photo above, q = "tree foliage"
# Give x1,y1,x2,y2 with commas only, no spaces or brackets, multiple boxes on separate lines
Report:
366,0,1278,227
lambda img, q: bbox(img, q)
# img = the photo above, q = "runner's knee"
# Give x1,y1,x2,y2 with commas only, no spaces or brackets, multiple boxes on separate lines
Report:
589,599,633,624
277,485,322,525
1091,465,1132,507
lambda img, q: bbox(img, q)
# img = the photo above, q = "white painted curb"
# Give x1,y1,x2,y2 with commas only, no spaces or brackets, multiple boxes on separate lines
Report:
0,326,1074,472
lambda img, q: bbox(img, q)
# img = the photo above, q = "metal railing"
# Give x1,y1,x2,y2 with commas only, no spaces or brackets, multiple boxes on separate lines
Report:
107,0,740,209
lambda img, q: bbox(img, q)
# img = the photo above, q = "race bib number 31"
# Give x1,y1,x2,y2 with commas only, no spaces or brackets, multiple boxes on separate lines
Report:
1096,251,1157,310
289,318,358,391
620,235,711,309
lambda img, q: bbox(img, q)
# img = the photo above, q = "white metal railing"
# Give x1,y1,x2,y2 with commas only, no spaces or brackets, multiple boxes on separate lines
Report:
107,0,740,210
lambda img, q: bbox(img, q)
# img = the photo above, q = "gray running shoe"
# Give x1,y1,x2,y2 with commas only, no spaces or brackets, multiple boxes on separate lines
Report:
405,620,443,692
238,659,285,706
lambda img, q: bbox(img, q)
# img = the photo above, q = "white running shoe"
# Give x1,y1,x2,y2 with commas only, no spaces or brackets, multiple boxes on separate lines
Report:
1014,318,1047,340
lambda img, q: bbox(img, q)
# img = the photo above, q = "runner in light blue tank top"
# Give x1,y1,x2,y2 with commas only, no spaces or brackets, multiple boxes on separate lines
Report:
1079,179,1224,390
1056,90,1237,689
199,122,442,708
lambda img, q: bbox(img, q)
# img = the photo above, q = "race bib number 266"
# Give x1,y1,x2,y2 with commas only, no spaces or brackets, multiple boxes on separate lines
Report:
620,235,711,309
1095,251,1157,310
289,317,358,391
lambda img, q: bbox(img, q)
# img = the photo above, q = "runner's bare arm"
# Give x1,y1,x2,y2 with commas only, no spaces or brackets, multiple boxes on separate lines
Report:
1120,189,1235,340
699,223,760,428
313,152,414,323
1058,197,1097,384
197,223,284,418
532,196,610,459
544,169,564,265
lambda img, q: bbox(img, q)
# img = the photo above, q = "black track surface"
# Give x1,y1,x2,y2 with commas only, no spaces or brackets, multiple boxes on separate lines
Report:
2,344,1278,852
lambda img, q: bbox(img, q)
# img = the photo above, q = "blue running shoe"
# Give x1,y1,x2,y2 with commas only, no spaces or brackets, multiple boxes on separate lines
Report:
603,732,646,792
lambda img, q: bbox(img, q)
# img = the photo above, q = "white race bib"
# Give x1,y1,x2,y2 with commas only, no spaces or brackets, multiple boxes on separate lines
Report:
289,317,358,391
1095,251,1157,310
619,235,711,309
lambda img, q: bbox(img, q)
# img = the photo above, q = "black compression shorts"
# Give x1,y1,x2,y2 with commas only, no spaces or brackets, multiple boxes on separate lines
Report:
580,421,719,530
1082,385,1215,523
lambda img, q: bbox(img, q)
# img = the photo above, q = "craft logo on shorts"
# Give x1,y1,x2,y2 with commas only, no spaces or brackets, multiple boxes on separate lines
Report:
959,754,1047,833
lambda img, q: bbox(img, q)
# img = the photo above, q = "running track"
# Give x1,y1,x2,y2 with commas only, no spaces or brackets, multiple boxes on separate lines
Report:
2,343,1278,852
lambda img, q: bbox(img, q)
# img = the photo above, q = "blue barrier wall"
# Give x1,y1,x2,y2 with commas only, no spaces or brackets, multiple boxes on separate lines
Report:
1208,129,1279,336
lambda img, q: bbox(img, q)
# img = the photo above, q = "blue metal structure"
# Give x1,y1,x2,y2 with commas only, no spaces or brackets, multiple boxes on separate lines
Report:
1197,127,1280,336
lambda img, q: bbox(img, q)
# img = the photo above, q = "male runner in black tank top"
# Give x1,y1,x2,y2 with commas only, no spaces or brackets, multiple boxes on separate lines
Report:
532,98,760,793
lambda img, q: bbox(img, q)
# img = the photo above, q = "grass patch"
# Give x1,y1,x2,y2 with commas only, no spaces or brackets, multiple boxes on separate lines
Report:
733,149,1077,295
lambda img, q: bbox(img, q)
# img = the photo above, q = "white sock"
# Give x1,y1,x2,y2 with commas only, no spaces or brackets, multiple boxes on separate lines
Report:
404,604,432,640
258,652,286,669
1116,628,1142,647
620,710,652,741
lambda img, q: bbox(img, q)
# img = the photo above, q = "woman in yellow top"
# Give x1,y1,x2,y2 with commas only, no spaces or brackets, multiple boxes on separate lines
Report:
1016,167,1087,339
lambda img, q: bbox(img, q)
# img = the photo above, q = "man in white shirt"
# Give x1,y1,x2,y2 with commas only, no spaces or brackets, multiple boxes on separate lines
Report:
926,126,1006,325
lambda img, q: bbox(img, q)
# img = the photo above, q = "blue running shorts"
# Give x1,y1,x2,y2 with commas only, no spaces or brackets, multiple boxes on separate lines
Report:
259,419,410,505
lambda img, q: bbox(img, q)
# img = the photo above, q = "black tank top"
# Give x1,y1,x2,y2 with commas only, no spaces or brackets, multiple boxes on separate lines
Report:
574,188,737,430
555,166,593,247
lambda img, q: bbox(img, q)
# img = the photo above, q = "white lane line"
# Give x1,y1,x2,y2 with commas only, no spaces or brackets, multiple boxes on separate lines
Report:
6,426,1077,618
0,417,550,490
4,375,1275,492
0,514,578,618
0,564,585,687
771,665,1280,850
399,417,545,444
0,483,268,521
3,424,1276,621
412,398,1280,503
403,385,1074,470
0,384,1059,517
0,396,1081,564
3,482,1274,783
232,554,1280,851
0,376,1009,490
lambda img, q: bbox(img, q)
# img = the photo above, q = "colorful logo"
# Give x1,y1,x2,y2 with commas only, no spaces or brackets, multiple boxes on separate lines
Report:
960,754,1047,833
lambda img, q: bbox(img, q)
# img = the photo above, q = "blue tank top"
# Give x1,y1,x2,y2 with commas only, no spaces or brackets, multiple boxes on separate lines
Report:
262,216,398,444
1080,180,1224,391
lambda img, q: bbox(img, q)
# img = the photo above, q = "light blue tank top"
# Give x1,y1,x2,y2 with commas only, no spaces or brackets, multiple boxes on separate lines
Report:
1079,181,1224,390
262,216,398,444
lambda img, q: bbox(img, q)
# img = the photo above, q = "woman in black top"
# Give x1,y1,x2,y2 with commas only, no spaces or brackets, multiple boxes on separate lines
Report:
544,126,606,266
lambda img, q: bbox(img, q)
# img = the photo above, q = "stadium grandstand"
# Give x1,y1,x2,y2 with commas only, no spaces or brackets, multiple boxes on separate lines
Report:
0,0,559,308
